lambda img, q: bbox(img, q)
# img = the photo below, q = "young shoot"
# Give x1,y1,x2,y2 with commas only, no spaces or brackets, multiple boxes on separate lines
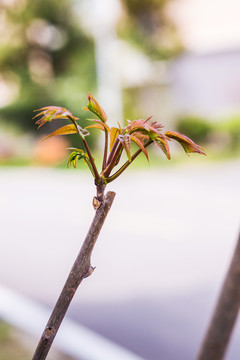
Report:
34,93,206,205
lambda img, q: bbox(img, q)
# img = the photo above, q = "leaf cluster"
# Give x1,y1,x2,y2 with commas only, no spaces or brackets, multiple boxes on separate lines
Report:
33,93,205,185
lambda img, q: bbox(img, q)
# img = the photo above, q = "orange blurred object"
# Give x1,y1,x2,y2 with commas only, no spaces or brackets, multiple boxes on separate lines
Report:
33,136,69,166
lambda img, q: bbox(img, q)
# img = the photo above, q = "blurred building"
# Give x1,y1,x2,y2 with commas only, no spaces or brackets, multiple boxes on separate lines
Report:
121,46,240,124
169,48,240,119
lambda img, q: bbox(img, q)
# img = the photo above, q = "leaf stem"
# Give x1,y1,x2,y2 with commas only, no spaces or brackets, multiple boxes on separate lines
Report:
106,140,153,183
102,129,109,171
103,141,123,178
70,117,100,183
82,138,100,182
106,137,120,167
85,158,96,178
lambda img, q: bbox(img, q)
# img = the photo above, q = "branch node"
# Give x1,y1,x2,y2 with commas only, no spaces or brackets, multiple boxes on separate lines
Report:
84,266,96,278
93,196,101,210
44,326,56,340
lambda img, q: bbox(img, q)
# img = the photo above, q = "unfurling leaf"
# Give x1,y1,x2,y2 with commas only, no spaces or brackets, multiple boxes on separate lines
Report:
165,131,206,156
42,124,78,141
119,134,131,162
33,106,78,128
67,151,79,168
109,127,119,151
67,149,89,168
126,117,163,137
83,93,107,123
126,119,150,134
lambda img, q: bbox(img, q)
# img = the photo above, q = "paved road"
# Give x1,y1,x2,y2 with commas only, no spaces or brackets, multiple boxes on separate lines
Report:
0,159,239,359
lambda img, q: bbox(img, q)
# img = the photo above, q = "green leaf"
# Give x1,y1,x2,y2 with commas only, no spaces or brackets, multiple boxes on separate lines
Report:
67,151,78,168
67,149,89,168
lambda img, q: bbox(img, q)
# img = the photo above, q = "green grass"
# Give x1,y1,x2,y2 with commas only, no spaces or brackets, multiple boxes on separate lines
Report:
0,159,32,167
0,144,239,170
0,321,31,360
0,321,75,360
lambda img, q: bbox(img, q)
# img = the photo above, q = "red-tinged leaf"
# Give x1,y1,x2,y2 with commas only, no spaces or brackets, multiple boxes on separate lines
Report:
86,119,110,132
126,119,149,133
109,127,119,151
118,121,123,135
119,134,131,162
42,124,78,141
126,118,164,138
33,106,78,128
131,134,149,162
84,92,108,123
165,131,206,156
154,134,171,160
137,133,149,140
85,123,105,131
131,131,149,142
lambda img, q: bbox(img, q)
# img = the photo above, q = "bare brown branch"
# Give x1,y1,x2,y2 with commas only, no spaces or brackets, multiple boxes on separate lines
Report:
32,191,116,360
196,232,240,360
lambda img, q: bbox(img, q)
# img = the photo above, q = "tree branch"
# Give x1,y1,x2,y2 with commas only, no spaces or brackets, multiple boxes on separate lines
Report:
32,191,116,360
196,231,240,360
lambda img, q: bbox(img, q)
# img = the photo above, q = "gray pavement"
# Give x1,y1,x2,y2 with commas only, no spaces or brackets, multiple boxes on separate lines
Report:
0,158,239,359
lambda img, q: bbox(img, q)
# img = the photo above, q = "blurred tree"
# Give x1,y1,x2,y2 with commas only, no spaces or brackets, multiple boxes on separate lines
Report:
0,0,181,135
0,0,96,132
176,115,213,143
120,0,182,59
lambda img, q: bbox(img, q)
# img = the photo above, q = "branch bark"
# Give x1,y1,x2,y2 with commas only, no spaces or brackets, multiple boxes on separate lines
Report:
196,232,240,360
32,190,116,360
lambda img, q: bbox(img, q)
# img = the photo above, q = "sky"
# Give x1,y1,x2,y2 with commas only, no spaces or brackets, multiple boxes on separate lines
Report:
168,0,240,52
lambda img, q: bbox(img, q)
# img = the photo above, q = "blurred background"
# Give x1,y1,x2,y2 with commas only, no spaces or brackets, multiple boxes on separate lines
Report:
0,0,239,359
